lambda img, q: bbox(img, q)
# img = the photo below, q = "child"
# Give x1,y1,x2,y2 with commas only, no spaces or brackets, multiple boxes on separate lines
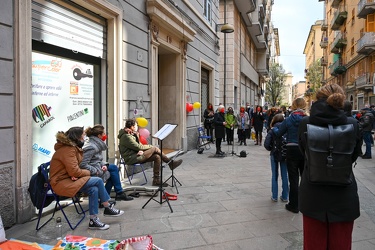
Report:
264,114,289,202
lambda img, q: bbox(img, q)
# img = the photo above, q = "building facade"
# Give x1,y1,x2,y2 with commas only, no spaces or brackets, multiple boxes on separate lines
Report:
320,0,375,109
218,0,273,111
0,0,275,228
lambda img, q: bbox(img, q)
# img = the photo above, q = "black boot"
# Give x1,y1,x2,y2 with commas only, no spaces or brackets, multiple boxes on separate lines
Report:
152,177,168,187
115,192,134,201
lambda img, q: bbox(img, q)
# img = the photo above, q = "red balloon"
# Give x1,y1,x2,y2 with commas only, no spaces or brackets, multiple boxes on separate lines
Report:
139,135,148,145
186,103,193,112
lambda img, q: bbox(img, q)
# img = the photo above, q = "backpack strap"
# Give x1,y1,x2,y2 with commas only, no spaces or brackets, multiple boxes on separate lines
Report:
327,124,334,174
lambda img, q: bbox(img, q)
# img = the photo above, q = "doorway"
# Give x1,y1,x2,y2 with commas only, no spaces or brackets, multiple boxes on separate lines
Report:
158,47,181,153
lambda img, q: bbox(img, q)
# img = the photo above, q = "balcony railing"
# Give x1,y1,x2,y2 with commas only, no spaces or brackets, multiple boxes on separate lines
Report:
329,59,346,76
331,7,347,30
330,32,347,53
357,32,375,55
321,21,328,31
356,73,371,88
357,0,375,19
320,36,328,48
321,57,328,66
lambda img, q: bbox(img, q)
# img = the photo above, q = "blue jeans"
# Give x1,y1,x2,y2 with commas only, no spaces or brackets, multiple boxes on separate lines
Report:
79,177,110,215
362,131,372,157
105,164,123,195
270,154,289,200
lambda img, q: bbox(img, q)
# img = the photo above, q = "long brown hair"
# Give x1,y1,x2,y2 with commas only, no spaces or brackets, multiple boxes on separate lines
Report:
270,114,284,128
85,124,105,137
315,83,345,110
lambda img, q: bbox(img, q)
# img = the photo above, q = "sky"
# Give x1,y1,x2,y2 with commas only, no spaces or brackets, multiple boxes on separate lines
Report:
272,0,324,83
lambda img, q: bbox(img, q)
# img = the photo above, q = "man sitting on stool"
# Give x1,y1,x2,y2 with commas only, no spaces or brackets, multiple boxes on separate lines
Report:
118,119,182,186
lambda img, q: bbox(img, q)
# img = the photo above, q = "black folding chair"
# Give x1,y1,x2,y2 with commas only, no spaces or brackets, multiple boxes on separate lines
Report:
35,162,86,230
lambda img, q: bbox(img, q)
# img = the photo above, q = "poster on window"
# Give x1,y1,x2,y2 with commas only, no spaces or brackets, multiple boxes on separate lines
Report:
31,52,94,171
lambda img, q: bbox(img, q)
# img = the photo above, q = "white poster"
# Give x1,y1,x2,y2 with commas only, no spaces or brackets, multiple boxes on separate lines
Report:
31,52,94,171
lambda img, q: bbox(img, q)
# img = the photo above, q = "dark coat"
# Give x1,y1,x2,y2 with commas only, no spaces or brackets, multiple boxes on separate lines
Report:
214,112,226,139
264,122,282,157
298,99,361,223
252,112,265,131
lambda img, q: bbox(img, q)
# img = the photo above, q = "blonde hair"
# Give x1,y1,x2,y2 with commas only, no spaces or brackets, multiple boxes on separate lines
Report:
315,83,345,110
291,98,306,111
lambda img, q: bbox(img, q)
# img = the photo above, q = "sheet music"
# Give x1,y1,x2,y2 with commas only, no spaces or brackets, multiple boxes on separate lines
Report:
152,124,177,140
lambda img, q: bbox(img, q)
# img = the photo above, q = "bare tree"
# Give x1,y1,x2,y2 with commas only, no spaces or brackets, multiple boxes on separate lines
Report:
266,62,286,107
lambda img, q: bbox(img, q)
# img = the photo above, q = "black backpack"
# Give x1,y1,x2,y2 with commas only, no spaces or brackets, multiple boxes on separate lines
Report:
305,124,355,186
28,163,54,209
274,135,287,162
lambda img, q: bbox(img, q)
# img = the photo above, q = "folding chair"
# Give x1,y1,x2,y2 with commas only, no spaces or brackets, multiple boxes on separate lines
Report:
117,153,148,186
197,126,211,150
35,162,86,230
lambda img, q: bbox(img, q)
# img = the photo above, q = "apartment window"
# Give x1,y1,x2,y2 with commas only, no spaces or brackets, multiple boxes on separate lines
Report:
203,0,212,22
350,38,354,55
371,55,375,75
367,14,374,31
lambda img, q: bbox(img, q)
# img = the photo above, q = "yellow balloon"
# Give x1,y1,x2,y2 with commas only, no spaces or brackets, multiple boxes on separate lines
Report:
136,117,148,128
193,102,201,109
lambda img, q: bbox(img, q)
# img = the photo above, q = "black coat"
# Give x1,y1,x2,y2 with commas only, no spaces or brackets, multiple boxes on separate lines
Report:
214,112,226,139
252,112,265,131
298,99,361,223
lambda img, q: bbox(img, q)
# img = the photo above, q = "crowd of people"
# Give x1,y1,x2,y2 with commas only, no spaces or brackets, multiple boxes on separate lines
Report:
202,83,368,249
47,83,368,247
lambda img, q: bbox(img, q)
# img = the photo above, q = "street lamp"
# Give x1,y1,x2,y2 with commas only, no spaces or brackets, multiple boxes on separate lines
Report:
217,0,234,108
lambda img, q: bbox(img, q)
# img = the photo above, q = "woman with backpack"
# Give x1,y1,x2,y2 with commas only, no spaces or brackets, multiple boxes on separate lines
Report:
264,114,288,203
50,126,124,230
298,84,361,249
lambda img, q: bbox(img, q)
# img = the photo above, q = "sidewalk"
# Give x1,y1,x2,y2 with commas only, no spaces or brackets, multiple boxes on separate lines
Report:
5,140,375,249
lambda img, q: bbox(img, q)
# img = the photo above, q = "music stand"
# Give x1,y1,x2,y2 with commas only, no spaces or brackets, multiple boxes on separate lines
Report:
142,124,177,213
163,149,183,193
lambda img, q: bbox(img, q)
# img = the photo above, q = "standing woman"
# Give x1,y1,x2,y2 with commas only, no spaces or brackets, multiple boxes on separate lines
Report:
80,124,133,201
272,97,307,213
225,107,236,145
214,104,226,155
203,103,215,142
264,114,289,202
236,107,250,145
298,83,361,249
252,105,265,145
50,126,124,230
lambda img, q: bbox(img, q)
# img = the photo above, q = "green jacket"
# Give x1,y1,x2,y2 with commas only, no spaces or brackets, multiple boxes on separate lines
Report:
225,113,236,129
117,129,152,165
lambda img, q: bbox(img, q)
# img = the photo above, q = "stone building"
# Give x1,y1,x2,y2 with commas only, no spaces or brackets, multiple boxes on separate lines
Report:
0,0,274,228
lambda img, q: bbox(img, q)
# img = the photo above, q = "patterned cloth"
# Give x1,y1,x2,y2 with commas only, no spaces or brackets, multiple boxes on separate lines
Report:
53,235,119,250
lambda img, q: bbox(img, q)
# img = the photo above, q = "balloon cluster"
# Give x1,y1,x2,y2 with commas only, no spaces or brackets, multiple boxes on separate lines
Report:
135,117,150,145
186,102,201,113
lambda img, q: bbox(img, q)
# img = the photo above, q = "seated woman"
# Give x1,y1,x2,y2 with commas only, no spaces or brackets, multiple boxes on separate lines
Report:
118,119,182,186
80,124,133,201
50,126,124,230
